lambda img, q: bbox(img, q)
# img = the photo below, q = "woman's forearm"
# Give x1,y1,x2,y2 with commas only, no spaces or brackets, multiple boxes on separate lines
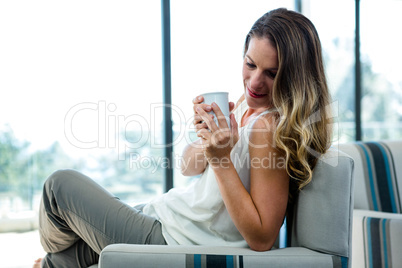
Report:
212,155,288,252
180,139,208,176
212,164,275,251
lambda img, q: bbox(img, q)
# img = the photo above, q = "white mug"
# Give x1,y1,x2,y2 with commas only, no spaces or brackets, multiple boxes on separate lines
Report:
201,92,230,128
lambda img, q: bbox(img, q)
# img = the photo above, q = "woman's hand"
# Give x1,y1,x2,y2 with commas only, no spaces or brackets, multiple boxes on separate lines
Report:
195,102,239,167
182,95,237,176
181,95,236,176
192,95,213,133
192,95,235,132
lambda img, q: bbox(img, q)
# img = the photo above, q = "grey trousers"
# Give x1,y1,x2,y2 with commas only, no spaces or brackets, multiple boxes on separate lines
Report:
39,169,166,268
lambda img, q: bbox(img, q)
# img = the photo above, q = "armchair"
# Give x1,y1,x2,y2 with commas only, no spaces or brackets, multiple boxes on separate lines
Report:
91,148,354,268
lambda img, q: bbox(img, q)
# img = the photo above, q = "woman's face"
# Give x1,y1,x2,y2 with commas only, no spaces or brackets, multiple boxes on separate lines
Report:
242,37,278,111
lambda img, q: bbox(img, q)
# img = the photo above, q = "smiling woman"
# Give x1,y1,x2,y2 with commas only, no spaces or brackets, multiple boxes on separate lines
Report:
181,8,332,252
242,8,333,192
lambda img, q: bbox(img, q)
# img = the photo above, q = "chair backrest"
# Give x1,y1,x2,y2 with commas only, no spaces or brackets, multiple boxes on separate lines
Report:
339,141,402,213
288,148,354,267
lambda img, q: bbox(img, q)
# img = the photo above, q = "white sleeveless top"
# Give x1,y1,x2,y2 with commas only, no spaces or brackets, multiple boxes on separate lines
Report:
143,100,275,247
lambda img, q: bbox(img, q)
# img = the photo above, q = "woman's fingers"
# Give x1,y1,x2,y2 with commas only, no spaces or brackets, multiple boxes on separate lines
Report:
197,128,210,140
196,106,218,132
194,114,215,134
194,122,208,132
193,104,212,114
192,95,203,104
192,95,211,114
229,101,235,112
194,98,236,149
192,95,214,132
230,113,239,142
193,97,238,163
193,114,213,125
211,102,229,130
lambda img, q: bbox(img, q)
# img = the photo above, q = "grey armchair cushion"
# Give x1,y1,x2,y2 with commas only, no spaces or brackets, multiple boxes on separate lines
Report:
98,244,344,268
290,149,354,261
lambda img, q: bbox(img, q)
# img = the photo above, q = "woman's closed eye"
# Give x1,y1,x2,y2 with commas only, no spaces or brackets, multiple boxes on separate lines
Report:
246,61,276,79
265,70,277,79
246,62,256,69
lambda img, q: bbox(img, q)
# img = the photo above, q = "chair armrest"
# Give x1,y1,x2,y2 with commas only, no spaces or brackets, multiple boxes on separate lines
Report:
98,244,344,268
352,209,402,268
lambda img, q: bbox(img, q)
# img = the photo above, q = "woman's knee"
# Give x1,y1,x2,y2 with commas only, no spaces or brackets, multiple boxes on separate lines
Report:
45,169,71,187
44,169,87,195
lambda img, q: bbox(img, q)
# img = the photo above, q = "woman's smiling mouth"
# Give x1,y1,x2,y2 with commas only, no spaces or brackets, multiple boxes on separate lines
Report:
247,87,267,99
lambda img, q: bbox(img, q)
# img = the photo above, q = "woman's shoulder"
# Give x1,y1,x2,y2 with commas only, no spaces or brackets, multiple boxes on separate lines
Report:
250,110,278,132
246,112,277,150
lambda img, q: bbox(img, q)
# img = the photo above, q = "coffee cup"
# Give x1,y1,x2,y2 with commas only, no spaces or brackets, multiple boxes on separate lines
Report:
201,92,230,128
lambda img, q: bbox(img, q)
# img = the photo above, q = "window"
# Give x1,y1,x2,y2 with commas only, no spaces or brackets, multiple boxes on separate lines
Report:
303,0,356,143
360,0,402,140
0,0,163,219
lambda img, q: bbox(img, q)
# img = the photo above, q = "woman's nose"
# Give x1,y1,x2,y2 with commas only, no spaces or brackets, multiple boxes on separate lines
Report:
249,72,264,89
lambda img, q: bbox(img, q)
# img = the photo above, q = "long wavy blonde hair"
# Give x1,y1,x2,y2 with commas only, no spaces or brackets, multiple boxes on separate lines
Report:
244,8,333,191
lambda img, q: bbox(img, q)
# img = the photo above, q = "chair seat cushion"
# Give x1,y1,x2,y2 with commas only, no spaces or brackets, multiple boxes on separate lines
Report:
98,244,346,268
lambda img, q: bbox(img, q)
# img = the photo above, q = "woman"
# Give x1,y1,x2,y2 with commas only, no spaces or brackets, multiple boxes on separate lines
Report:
34,8,332,267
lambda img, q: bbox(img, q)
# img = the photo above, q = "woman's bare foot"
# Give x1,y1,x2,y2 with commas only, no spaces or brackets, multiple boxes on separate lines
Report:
33,258,42,268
